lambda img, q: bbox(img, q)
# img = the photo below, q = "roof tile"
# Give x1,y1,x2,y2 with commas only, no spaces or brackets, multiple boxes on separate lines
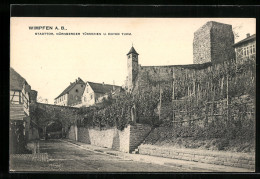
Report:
10,67,29,91
55,78,85,99
127,46,139,55
87,81,121,94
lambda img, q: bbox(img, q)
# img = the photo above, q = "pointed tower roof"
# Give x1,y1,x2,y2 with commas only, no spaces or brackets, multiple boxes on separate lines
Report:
127,46,139,55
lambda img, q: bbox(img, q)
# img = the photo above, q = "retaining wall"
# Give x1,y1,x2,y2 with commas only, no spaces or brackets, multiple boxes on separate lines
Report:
68,123,151,153
87,126,130,153
77,127,91,144
138,144,255,170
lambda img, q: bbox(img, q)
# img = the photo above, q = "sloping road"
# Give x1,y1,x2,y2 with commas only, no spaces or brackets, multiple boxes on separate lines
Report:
37,139,193,172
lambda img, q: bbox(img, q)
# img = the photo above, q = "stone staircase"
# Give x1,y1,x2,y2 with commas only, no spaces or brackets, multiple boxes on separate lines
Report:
10,104,26,121
130,124,154,154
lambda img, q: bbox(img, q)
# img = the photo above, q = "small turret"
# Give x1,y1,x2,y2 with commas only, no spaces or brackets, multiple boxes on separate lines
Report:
126,45,139,92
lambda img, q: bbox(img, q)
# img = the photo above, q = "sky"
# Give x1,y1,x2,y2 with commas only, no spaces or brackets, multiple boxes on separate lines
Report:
10,18,255,104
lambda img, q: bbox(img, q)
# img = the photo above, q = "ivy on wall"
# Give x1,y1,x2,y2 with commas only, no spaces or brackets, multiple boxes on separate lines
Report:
30,57,255,139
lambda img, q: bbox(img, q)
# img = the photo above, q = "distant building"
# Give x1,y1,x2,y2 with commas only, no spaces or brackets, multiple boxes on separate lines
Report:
193,21,235,64
233,33,256,62
81,81,122,107
54,77,86,107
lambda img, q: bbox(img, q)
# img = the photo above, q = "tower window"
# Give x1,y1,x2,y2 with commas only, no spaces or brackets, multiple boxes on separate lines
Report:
128,55,131,59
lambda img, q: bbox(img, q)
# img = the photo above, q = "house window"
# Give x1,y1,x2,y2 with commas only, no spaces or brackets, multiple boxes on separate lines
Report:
246,47,249,56
253,45,256,54
90,94,93,99
84,96,87,102
76,89,78,93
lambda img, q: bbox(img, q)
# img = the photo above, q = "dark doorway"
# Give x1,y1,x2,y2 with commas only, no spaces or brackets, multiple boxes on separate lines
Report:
46,121,62,139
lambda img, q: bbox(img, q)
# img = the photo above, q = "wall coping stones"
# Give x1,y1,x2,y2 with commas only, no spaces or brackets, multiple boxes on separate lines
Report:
139,144,255,161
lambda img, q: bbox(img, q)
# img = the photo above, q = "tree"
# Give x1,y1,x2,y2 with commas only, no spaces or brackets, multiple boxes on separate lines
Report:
232,25,243,40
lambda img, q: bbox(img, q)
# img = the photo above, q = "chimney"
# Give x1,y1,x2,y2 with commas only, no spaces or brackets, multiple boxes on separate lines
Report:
246,33,250,38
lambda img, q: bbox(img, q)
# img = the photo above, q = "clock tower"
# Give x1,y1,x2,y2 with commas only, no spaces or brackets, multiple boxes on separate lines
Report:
126,46,139,92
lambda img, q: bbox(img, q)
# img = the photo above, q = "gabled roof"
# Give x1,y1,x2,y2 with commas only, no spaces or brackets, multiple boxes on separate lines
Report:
87,81,121,94
10,67,29,91
55,77,85,99
233,34,256,47
127,46,139,55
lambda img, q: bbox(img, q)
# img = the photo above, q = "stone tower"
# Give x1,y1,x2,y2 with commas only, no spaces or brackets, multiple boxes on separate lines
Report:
126,46,139,92
193,21,235,64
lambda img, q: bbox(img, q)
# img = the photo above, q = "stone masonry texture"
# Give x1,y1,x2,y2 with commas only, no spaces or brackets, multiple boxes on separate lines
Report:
68,123,151,153
138,144,255,170
133,63,211,95
193,21,235,64
129,124,152,152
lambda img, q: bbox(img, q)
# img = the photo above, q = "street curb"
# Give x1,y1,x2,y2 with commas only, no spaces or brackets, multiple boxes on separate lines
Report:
62,139,130,160
61,139,210,171
62,139,252,172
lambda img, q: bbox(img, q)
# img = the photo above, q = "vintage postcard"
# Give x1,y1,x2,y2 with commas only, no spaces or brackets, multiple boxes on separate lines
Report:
10,17,256,172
